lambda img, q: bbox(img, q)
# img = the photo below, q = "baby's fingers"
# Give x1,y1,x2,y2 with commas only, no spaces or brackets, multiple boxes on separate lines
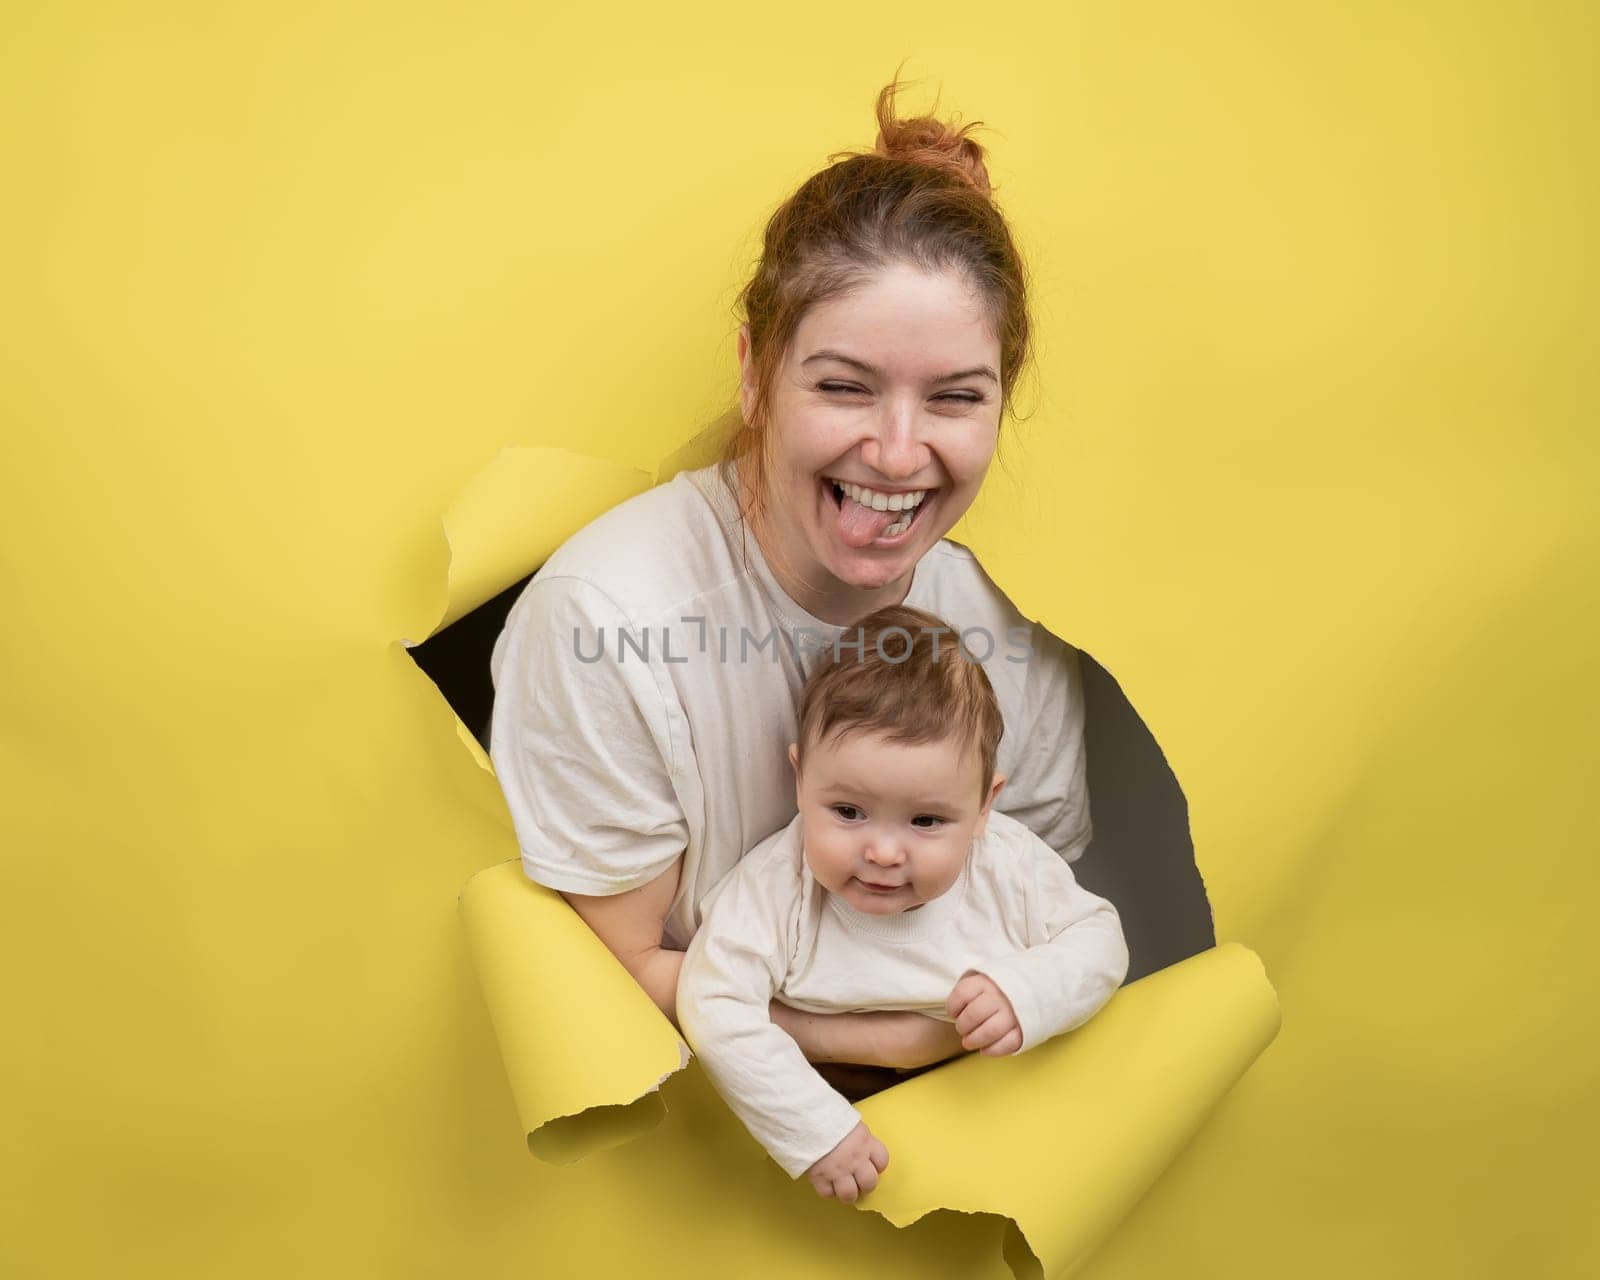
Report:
961,1008,1014,1051
945,973,986,1018
832,1172,862,1204
980,1026,1024,1056
953,991,999,1037
853,1159,881,1196
868,1136,890,1173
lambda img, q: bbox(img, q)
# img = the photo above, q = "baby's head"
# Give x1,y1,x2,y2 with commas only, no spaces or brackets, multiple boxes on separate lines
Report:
788,605,1006,916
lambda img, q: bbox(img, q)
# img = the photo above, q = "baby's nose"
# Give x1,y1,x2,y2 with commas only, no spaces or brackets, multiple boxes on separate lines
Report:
863,840,905,866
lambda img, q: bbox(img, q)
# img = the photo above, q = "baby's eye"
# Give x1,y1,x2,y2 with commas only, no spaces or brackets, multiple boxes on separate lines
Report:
911,814,947,830
831,804,863,821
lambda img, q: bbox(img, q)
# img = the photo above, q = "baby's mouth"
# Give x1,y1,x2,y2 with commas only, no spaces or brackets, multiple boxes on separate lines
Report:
825,478,933,546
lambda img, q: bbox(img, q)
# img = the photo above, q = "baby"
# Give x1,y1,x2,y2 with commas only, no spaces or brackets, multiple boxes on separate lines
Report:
677,604,1129,1203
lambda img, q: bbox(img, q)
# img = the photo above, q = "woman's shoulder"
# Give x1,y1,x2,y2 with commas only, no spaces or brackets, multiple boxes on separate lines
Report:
912,538,1028,629
910,539,1078,683
533,463,745,622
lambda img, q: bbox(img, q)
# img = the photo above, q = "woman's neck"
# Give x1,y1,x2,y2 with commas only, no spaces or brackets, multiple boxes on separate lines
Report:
739,474,913,626
768,546,913,626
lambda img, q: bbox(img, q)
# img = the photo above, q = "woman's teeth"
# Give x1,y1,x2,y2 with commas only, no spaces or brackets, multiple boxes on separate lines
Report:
830,479,929,538
837,480,929,513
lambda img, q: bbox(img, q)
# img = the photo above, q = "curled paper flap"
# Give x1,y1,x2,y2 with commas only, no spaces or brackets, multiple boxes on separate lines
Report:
460,861,692,1160
856,942,1280,1278
410,446,654,644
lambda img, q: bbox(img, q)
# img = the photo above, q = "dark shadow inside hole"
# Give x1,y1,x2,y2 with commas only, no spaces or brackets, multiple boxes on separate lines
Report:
407,571,533,750
409,584,1213,985
1071,651,1215,981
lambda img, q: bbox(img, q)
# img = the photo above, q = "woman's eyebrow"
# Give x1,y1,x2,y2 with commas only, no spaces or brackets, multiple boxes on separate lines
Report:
802,349,998,384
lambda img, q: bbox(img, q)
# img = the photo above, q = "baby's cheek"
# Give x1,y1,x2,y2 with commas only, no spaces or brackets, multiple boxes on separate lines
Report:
806,840,848,891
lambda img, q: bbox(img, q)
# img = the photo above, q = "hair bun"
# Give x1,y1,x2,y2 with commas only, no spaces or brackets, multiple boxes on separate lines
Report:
871,75,993,197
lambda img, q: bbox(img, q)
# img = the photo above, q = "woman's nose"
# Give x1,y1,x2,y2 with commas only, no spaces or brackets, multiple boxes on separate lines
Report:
860,404,929,481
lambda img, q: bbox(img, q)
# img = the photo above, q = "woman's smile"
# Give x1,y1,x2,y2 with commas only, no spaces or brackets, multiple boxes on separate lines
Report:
820,475,939,550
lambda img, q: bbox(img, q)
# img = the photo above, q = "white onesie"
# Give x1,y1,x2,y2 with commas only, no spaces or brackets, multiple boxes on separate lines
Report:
676,808,1129,1179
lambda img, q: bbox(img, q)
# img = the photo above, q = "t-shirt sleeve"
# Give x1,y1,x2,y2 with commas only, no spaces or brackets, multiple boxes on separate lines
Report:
966,822,1129,1054
677,840,863,1179
997,626,1094,860
488,574,688,896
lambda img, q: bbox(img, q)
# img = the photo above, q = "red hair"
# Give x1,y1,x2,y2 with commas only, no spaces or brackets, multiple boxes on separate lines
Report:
726,68,1034,555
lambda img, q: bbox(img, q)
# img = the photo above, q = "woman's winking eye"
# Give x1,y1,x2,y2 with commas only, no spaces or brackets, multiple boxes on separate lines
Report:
816,381,984,405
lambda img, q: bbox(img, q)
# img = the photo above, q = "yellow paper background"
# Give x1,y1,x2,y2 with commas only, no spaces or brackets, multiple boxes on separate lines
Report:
3,3,1594,1277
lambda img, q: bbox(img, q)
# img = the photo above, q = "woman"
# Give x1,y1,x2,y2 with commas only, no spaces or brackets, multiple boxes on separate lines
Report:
488,77,1091,1074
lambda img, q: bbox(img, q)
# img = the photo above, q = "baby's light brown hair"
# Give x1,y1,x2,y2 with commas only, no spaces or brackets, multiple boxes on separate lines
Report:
794,604,1004,802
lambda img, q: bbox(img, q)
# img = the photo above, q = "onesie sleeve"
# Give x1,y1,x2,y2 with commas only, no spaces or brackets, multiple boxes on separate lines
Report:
488,574,688,896
995,626,1094,861
677,839,864,1179
966,819,1129,1054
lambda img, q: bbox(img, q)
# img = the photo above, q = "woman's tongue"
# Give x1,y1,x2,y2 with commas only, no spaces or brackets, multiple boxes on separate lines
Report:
835,489,899,548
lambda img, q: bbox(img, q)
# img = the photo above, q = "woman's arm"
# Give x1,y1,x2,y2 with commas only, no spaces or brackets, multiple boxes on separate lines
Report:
770,1003,965,1070
559,855,685,1024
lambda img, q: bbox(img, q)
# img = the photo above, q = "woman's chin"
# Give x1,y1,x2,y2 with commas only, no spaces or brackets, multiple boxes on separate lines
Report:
828,551,920,595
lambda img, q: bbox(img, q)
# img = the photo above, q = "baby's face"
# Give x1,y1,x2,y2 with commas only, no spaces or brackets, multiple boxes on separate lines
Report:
789,728,1004,916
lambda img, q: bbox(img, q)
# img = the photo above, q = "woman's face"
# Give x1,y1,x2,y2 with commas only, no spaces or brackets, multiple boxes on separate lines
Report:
738,262,1004,621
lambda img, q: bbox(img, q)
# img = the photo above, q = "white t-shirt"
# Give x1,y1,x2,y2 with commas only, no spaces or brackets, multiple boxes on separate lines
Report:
676,808,1129,1178
488,461,1092,948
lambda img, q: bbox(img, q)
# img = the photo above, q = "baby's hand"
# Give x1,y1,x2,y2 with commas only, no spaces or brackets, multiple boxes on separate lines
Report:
805,1121,889,1203
946,972,1023,1056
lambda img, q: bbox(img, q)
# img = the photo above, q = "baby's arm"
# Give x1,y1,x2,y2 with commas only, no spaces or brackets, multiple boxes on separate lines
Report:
677,853,884,1193
957,826,1130,1055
